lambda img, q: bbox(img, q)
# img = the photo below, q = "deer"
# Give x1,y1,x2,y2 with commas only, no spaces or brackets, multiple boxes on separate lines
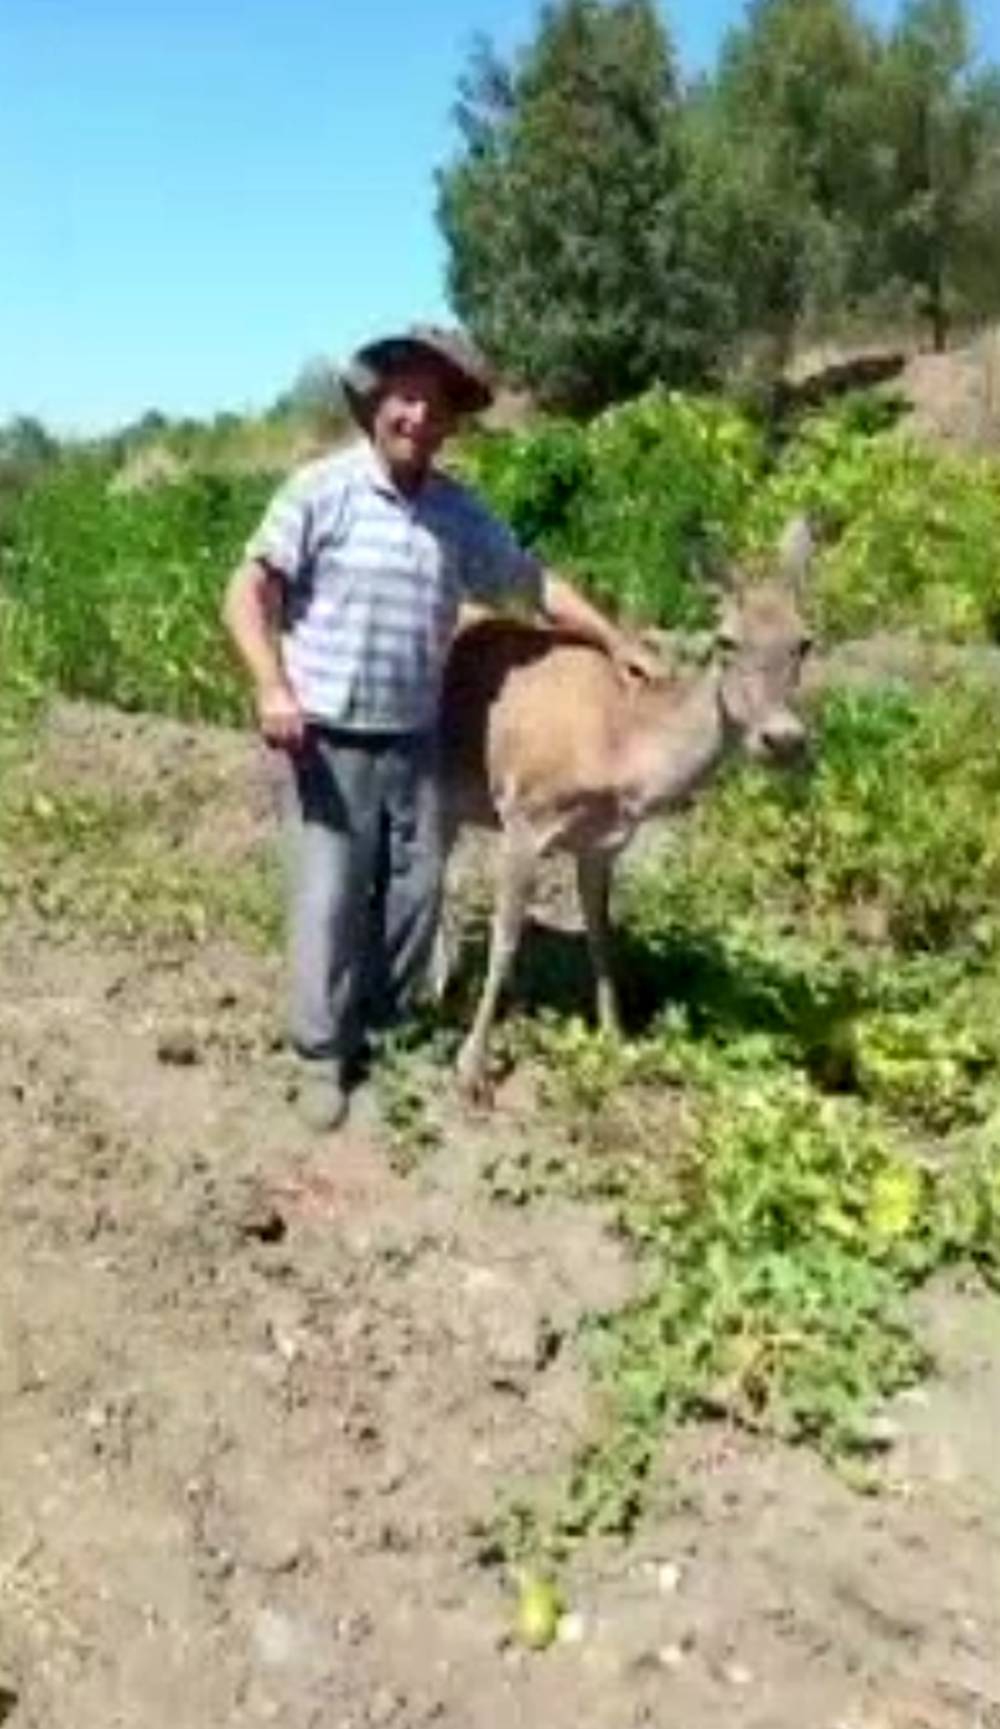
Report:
436,517,815,1099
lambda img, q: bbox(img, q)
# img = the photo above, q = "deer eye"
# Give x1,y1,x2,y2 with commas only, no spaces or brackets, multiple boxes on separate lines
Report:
798,635,815,660
716,630,740,658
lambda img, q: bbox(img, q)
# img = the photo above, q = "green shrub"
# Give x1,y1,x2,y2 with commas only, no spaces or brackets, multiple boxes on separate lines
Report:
0,463,274,722
483,675,1000,1558
627,682,1000,958
745,401,1000,641
457,418,592,553
0,593,49,723
0,780,280,950
6,389,1000,729
464,391,1000,641
460,389,766,626
567,391,766,623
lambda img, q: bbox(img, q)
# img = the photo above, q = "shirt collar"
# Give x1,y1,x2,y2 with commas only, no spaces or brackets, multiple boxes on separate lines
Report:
355,438,445,506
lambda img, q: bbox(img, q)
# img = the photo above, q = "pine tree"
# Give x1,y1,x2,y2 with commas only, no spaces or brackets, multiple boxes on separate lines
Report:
437,0,722,413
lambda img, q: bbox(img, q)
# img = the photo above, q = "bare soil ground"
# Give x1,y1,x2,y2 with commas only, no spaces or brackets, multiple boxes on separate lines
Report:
1,703,998,1729
901,327,1000,452
789,323,1000,452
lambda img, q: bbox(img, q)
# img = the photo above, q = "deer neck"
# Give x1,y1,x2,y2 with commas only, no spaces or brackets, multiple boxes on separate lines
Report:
620,666,734,821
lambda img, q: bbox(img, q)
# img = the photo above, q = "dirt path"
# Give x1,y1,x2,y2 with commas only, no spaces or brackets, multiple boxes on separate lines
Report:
1,704,998,1729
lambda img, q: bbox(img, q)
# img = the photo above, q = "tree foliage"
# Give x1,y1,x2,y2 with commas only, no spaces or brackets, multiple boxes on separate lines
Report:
438,0,1000,406
875,0,1000,346
269,356,346,432
437,0,726,413
707,0,884,336
0,417,61,514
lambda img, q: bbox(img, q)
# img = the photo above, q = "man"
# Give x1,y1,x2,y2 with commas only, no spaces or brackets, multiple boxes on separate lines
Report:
223,325,653,1130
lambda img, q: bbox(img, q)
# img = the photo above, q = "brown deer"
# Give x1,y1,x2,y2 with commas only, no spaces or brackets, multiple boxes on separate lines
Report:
437,518,815,1098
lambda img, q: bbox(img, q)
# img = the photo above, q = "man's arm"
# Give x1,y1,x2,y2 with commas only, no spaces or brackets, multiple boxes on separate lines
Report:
456,488,659,681
541,570,661,682
221,558,306,747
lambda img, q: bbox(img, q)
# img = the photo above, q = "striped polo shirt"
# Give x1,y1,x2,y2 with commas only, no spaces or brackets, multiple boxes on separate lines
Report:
245,440,543,733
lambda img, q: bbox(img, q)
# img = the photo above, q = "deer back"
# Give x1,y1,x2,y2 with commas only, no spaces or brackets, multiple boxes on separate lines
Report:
440,618,636,829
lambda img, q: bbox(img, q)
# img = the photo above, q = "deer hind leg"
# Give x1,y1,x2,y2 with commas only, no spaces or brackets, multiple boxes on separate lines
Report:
456,823,538,1101
576,851,622,1036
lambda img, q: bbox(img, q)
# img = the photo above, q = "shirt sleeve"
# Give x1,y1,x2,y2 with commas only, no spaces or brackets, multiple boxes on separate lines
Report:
458,494,544,610
243,466,317,583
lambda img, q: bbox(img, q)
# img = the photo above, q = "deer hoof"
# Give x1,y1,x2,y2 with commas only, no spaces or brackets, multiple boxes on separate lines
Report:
456,1045,494,1109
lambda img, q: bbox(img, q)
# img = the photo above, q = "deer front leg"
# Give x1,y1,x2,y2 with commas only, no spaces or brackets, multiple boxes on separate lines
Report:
456,826,537,1101
576,851,622,1036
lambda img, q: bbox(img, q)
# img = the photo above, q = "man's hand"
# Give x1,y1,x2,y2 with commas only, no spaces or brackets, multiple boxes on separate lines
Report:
223,560,307,747
256,678,306,749
540,572,663,686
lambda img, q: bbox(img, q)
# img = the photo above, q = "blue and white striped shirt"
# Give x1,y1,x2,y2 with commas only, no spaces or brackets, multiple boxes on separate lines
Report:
245,440,543,732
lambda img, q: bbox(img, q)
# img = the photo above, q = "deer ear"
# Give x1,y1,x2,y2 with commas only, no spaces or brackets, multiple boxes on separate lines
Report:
776,515,814,592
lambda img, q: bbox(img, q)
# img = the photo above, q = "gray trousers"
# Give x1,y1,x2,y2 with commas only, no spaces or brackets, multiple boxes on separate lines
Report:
278,727,444,1067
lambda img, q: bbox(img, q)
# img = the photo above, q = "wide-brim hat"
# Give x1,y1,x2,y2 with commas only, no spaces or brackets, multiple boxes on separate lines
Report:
341,324,495,425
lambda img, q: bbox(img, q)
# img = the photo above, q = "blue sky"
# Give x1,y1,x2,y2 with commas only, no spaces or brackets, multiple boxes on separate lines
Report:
3,0,998,435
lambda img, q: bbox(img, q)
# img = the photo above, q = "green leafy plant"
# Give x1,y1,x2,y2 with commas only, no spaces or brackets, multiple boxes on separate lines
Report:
5,393,1000,726
0,462,274,723
0,780,279,950
745,399,1000,640
460,388,765,625
479,674,1000,1563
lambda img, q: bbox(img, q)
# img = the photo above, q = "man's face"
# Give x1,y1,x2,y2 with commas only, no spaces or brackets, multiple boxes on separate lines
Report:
370,365,458,482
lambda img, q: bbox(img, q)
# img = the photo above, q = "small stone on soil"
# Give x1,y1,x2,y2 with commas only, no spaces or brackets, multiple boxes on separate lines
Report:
557,1611,587,1645
253,1608,298,1667
368,1687,405,1725
862,1415,901,1450
237,1200,288,1245
335,1612,374,1646
156,1028,201,1066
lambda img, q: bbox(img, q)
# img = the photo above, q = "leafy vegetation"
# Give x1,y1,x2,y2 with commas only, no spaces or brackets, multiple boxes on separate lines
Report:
477,679,1000,1560
0,462,273,722
462,390,1000,635
743,401,1000,639
458,390,766,624
0,773,280,952
4,390,1000,729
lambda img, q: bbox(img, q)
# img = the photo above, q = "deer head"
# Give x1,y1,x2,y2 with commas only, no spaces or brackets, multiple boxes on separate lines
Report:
712,516,814,764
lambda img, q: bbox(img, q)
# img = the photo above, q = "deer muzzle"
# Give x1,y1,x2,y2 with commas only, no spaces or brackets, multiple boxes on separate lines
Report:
751,709,809,765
